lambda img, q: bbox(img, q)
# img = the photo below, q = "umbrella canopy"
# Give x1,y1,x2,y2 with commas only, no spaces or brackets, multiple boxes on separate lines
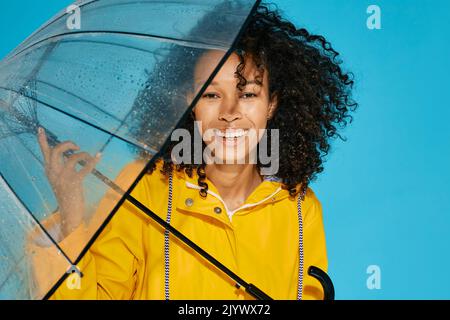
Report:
0,0,260,299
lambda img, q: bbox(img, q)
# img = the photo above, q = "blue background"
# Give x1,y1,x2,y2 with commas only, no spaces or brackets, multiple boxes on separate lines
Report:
1,0,449,299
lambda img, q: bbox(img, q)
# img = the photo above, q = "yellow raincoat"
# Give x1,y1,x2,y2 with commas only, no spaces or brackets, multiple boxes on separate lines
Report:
29,159,328,300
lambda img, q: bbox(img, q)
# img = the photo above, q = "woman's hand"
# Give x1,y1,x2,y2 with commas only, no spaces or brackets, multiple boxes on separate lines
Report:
37,127,101,238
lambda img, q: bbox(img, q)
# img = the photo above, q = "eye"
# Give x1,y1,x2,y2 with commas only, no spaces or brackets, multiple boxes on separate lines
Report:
240,92,257,99
202,93,220,99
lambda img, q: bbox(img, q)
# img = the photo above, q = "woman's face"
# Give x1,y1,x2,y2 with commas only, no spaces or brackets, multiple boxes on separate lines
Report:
192,50,277,164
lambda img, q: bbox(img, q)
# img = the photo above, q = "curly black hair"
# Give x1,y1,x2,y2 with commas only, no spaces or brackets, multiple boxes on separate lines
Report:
128,1,358,199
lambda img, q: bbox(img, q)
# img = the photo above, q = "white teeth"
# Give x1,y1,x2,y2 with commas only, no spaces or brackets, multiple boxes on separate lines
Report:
214,129,248,139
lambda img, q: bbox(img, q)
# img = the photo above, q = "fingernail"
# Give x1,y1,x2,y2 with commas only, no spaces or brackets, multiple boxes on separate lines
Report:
95,152,102,159
38,127,42,134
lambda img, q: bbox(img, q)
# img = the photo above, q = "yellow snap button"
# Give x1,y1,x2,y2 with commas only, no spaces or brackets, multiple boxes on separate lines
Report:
214,207,222,214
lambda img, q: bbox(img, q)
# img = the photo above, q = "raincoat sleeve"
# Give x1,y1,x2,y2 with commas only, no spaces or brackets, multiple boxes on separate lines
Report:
26,160,149,299
302,188,329,300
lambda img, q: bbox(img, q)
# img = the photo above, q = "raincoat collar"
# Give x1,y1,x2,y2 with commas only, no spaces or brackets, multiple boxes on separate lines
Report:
175,169,292,227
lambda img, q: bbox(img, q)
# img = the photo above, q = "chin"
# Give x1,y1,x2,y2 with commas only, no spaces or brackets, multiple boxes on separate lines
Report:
210,150,251,165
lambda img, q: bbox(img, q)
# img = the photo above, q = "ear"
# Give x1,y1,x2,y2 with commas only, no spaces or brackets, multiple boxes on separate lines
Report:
267,93,278,120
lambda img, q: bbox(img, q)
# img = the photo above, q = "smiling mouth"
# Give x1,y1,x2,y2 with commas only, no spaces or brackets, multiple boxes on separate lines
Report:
213,128,249,141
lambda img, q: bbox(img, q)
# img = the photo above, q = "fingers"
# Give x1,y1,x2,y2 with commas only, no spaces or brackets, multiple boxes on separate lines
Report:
37,128,100,180
37,127,80,169
65,152,90,171
37,127,50,165
66,151,102,178
51,141,80,171
78,152,102,178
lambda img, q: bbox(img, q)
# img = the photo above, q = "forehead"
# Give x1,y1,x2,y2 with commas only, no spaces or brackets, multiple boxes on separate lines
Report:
194,50,264,84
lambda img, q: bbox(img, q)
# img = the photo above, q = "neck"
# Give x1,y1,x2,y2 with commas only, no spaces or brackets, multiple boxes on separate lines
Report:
205,163,263,212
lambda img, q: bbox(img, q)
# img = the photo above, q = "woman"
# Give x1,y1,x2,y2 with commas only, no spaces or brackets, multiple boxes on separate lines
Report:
31,2,357,300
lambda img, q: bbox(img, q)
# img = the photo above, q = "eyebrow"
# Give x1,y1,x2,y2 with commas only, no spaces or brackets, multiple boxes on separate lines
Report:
195,79,261,87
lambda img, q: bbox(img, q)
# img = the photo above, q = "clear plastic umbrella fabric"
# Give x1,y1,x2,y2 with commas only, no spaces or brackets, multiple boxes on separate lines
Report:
0,0,259,299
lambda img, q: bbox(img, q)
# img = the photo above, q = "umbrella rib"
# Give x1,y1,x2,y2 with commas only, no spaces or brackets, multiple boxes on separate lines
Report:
18,38,169,60
0,172,76,270
5,34,179,157
2,43,58,110
0,254,28,295
6,0,221,61
11,77,124,125
0,86,159,156
8,30,228,62
1,0,98,61
4,35,172,69
2,128,56,215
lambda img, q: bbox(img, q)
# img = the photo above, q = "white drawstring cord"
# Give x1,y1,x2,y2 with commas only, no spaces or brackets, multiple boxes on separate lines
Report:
164,172,173,300
297,190,306,300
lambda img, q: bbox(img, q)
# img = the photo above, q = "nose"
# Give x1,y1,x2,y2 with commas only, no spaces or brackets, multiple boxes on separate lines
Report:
218,97,242,123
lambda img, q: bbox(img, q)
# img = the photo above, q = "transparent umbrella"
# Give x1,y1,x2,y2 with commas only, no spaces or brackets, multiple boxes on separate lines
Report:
0,0,266,299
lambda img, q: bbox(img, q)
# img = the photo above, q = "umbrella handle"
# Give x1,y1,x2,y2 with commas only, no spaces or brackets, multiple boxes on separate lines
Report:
308,266,335,300
245,283,273,300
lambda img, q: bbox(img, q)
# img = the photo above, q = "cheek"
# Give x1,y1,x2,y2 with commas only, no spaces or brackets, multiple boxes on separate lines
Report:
193,106,215,141
255,114,269,129
244,103,269,129
241,103,270,144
